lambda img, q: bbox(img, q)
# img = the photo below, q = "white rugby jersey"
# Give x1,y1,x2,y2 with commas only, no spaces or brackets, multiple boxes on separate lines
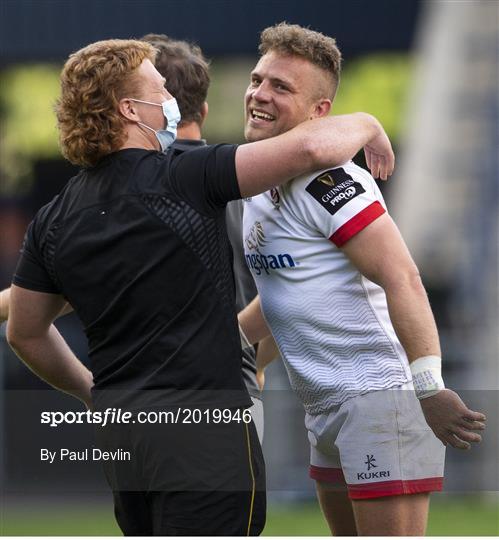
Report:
243,161,411,413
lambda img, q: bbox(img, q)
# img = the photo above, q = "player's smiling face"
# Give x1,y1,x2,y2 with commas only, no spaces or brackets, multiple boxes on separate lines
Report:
244,51,331,142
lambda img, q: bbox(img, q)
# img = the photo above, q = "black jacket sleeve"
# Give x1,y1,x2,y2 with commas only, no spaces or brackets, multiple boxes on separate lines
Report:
12,207,61,294
169,144,241,213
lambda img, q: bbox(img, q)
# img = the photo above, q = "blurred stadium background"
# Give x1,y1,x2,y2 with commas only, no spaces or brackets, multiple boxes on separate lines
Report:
0,0,498,535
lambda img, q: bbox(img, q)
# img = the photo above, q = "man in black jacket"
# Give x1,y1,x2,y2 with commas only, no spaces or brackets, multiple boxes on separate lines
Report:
6,38,393,535
140,33,264,440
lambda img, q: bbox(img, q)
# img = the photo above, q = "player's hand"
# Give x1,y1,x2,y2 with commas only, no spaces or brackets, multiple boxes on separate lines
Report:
364,123,395,181
419,389,486,450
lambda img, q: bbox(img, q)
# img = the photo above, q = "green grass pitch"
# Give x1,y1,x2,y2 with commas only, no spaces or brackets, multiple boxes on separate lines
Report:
1,494,498,535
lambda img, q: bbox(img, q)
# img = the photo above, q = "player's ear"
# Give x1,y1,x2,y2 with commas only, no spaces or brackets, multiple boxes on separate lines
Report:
119,98,140,121
199,101,209,126
311,98,332,119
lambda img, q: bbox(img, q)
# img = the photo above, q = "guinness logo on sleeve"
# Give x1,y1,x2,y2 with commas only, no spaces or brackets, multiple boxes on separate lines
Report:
317,172,336,187
305,168,365,216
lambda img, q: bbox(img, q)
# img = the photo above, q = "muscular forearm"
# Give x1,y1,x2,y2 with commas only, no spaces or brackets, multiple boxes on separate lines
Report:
343,215,485,450
385,272,488,450
255,335,279,392
304,113,381,171
384,272,441,362
7,324,93,407
342,215,440,363
236,113,393,198
256,335,279,371
238,296,271,344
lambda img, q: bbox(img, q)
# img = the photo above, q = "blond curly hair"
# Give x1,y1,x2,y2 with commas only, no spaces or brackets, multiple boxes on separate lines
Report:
55,39,157,168
259,23,342,99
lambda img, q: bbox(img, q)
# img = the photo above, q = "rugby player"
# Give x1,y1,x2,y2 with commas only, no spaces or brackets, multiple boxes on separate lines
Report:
140,33,264,439
3,38,394,535
238,23,486,536
0,32,265,442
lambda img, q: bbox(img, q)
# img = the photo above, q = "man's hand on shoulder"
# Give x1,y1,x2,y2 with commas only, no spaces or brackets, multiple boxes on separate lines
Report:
362,115,395,181
419,389,486,450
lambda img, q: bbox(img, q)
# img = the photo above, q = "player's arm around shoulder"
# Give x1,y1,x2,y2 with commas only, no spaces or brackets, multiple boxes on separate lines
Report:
340,188,486,450
235,113,394,198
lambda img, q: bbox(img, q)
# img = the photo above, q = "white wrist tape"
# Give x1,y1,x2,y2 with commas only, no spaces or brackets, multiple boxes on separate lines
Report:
410,355,445,400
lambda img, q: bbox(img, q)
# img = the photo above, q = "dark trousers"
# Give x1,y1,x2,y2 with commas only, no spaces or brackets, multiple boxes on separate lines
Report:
96,415,266,535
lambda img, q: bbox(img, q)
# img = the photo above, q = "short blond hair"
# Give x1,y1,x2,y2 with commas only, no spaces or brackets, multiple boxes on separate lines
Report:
259,22,342,99
55,39,157,168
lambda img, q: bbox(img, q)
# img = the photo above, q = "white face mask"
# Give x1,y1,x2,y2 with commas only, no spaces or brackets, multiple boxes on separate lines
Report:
129,97,181,151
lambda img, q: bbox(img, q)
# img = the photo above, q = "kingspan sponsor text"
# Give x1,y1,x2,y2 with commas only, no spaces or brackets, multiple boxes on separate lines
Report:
245,252,297,276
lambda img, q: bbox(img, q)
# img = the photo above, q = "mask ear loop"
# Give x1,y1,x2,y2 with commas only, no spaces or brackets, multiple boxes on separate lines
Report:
137,122,157,134
127,98,162,108
126,98,181,152
128,98,169,131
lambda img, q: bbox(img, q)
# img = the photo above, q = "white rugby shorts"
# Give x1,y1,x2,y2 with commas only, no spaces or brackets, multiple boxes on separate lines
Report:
306,382,445,499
